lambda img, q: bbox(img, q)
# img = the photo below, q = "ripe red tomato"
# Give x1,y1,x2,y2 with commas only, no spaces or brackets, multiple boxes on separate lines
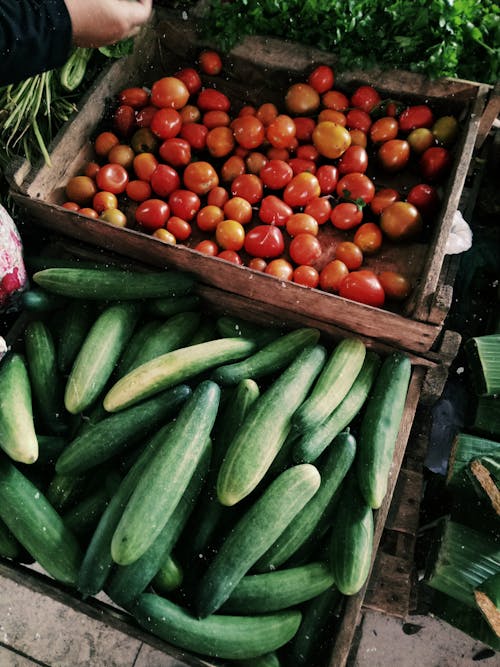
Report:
296,144,320,162
378,139,411,173
316,164,338,195
198,50,223,75
256,102,278,126
245,151,268,175
283,172,321,208
339,270,385,307
118,87,149,109
133,152,159,182
345,108,372,133
406,183,441,220
197,88,231,112
135,199,170,230
398,104,434,132
94,131,119,158
336,173,375,204
350,85,381,113
286,212,319,237
335,241,363,270
207,186,229,208
378,271,411,300
288,158,317,176
196,205,224,232
370,188,401,216
62,201,80,211
258,195,293,227
150,164,181,198
244,225,285,258
231,115,265,150
289,233,322,265
135,105,157,128
65,175,97,206
166,216,192,241
265,258,294,281
285,83,320,115
179,123,208,150
293,264,320,288
322,90,349,111
304,197,332,225
92,190,118,214
159,137,191,167
216,219,246,251
419,146,452,182
151,77,190,109
266,115,297,149
96,163,129,194
330,202,363,230
380,201,423,241
218,249,243,264
231,173,264,205
150,108,182,140
294,117,316,142
248,257,267,272
369,117,399,144
175,67,202,95
168,189,201,221
126,179,152,202
353,222,383,255
195,239,219,256
223,196,253,225
319,259,349,292
307,64,334,94
79,207,99,219
206,126,235,158
203,109,231,129
259,159,294,190
113,104,136,137
183,161,219,195
337,145,369,175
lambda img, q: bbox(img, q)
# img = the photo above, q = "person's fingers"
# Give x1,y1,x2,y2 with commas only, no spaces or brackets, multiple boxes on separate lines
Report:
124,0,153,24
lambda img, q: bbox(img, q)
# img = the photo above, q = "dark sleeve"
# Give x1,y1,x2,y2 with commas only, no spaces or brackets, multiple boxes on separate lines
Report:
0,0,73,86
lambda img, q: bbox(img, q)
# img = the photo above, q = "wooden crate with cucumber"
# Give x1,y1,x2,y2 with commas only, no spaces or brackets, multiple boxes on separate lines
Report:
0,232,443,667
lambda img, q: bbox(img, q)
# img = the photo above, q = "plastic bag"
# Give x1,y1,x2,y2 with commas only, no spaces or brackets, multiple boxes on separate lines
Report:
0,203,27,312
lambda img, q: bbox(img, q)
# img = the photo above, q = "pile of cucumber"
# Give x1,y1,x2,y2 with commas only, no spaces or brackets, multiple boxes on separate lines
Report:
0,263,412,666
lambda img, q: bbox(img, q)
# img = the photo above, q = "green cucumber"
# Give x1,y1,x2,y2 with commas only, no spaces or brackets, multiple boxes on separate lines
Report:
0,353,38,464
212,327,321,386
217,345,326,506
56,300,96,374
293,351,381,464
222,562,334,614
292,337,366,435
65,302,139,414
232,653,281,667
152,554,183,594
0,458,82,585
329,473,374,596
0,518,21,559
216,315,280,348
256,431,356,571
36,435,67,466
55,384,191,475
103,338,255,412
131,593,302,660
20,288,67,313
356,351,412,509
46,471,87,512
114,319,161,379
33,267,195,300
147,294,201,317
111,380,220,565
196,463,321,618
187,317,218,345
24,320,67,434
62,472,121,538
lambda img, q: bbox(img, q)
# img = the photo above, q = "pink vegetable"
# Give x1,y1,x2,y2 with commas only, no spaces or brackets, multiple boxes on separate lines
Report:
0,204,27,312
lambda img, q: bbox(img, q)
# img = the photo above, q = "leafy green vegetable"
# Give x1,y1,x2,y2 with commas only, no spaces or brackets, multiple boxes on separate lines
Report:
98,38,135,59
200,0,500,84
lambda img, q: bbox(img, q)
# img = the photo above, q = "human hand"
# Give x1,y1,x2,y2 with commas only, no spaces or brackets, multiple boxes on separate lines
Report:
64,0,153,48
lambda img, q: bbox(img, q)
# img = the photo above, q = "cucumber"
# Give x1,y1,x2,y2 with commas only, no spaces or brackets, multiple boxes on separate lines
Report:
0,353,38,464
33,267,195,300
196,463,321,618
232,653,281,667
36,435,67,466
131,593,302,660
217,345,326,506
329,473,374,595
216,315,280,348
46,471,87,512
147,294,201,317
212,327,321,386
55,384,191,475
0,458,82,585
111,380,220,565
65,302,140,414
0,518,21,560
291,337,366,435
256,431,356,572
20,288,67,313
62,472,121,538
356,351,412,509
292,351,381,464
187,317,218,345
56,300,96,374
222,562,334,614
152,554,183,594
24,320,67,434
103,338,255,412
113,319,161,379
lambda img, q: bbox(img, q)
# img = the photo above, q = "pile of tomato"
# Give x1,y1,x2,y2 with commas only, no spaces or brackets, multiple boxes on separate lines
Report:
62,50,459,308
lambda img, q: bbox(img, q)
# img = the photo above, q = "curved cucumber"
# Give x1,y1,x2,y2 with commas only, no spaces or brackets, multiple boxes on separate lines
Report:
114,319,161,380
0,519,20,560
152,554,183,594
196,463,321,618
132,593,301,660
217,345,326,506
57,300,96,374
20,288,67,313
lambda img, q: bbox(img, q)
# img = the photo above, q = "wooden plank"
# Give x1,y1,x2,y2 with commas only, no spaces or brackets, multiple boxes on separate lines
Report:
384,469,424,535
363,551,414,618
475,81,500,150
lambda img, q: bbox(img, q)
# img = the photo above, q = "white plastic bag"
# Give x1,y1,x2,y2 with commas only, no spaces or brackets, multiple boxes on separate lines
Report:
0,203,27,312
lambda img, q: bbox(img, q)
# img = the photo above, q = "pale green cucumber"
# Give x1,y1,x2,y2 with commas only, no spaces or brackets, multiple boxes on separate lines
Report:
152,554,183,594
217,345,326,506
114,320,162,380
103,338,255,412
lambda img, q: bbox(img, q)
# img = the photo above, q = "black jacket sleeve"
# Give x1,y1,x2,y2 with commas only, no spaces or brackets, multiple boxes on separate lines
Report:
0,0,73,86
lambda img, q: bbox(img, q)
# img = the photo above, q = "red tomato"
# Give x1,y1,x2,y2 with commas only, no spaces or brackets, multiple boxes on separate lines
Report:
265,258,294,280
289,233,322,265
207,186,229,208
336,173,375,204
266,115,296,149
206,126,235,158
195,239,219,256
168,189,201,221
419,146,452,182
378,139,411,173
62,201,80,211
308,64,334,94
369,117,399,144
349,128,368,148
285,83,320,115
378,271,411,300
231,115,265,150
316,164,338,195
180,104,201,124
183,161,219,195
216,219,246,251
118,87,149,108
79,207,99,219
223,197,253,225
196,205,224,232
406,183,441,220
345,108,372,133
244,225,285,258
286,212,319,237
248,257,267,271
245,151,268,175
339,270,385,307
319,260,349,292
92,190,118,214
330,202,363,230
399,104,434,132
304,197,332,225
135,199,170,230
65,175,97,205
175,67,202,95
335,241,363,269
283,172,321,208
380,201,423,241
258,195,293,227
231,173,263,205
166,216,192,241
296,144,320,162
337,145,369,175
350,85,381,112
150,164,181,198
370,188,401,216
96,163,129,194
322,90,350,111
159,137,191,167
94,131,119,158
84,161,100,180
113,104,136,137
259,159,294,190
150,108,182,140
288,158,317,175
256,102,278,126
203,110,231,129
197,88,231,112
132,152,159,182
353,222,383,254
220,155,246,183
135,105,157,128
126,179,152,202
293,264,320,288
319,108,347,126
218,249,243,264
179,123,208,150
294,117,316,142
151,77,190,109
107,144,134,170
198,50,223,75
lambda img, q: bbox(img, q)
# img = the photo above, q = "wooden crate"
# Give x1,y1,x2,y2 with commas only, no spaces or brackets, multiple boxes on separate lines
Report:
8,9,491,356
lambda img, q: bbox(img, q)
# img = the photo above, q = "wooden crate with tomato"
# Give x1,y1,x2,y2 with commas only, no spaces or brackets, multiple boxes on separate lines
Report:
8,9,490,357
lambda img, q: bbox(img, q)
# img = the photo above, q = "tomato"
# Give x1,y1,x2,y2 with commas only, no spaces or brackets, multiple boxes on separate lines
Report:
231,173,263,205
296,144,320,162
293,264,320,288
197,88,230,113
330,202,363,230
150,164,181,198
308,64,334,94
339,270,385,307
258,195,293,227
294,117,316,142
175,67,202,95
218,249,243,264
96,163,129,194
336,173,375,204
132,152,159,182
166,216,192,241
337,145,368,175
94,131,119,158
203,110,231,129
407,127,434,154
239,105,257,117
159,137,191,167
318,109,347,126
246,151,268,175
335,241,363,269
312,121,351,159
244,225,285,258
266,115,297,150
259,159,293,190
289,233,322,266
136,105,157,128
126,179,152,202
79,207,99,219
183,161,219,195
288,158,317,175
199,49,223,75
319,259,349,292
286,212,319,237
419,146,452,182
345,108,372,133
378,271,411,300
196,205,224,232
151,76,189,109
369,117,399,144
206,126,235,158
265,258,294,281
118,87,149,109
229,115,265,150
285,83,320,115
266,147,290,161
256,102,278,126
195,239,219,256
215,219,246,251
350,85,381,113
168,189,201,221
353,222,383,254
322,89,349,111
406,183,441,220
107,144,134,170
248,257,267,271
207,186,229,208
304,197,332,225
130,127,158,153
432,115,459,147
84,161,100,179
380,201,423,241
99,208,127,227
316,164,338,195
62,201,80,211
92,190,118,213
398,104,434,132
370,188,401,216
283,172,321,208
179,104,201,124
113,104,136,138
65,175,97,206
135,198,170,230
179,123,208,151
153,228,176,244
378,139,411,173
349,128,368,148
150,108,182,140
221,197,252,225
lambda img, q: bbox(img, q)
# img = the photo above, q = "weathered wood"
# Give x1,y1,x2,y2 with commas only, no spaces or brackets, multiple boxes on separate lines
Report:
363,552,414,618
385,469,424,536
475,81,500,150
